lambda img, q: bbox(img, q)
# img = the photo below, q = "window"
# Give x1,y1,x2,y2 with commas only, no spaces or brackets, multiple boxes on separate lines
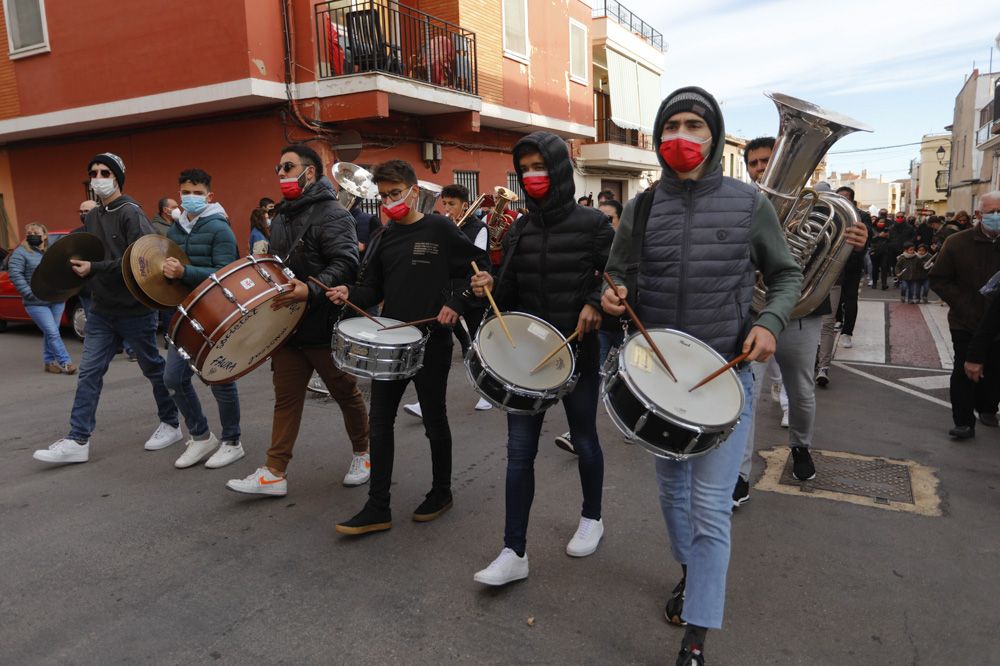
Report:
502,0,528,61
454,170,480,199
569,19,587,84
4,0,50,58
506,173,527,209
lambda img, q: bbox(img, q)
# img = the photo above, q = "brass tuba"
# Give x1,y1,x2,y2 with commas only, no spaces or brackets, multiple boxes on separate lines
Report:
332,162,377,210
486,186,519,252
752,92,872,319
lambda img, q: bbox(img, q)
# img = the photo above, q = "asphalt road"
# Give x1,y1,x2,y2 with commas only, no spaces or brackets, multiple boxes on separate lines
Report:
1,315,998,665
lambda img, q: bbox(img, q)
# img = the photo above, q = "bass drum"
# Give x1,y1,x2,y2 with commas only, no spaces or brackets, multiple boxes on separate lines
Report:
601,329,744,460
167,255,305,384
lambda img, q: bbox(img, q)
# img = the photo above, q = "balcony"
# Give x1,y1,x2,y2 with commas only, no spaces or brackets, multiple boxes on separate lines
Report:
597,117,654,150
578,118,659,173
313,1,480,119
592,0,665,53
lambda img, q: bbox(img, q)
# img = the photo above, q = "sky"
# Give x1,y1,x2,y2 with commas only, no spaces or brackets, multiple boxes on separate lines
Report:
627,0,1000,181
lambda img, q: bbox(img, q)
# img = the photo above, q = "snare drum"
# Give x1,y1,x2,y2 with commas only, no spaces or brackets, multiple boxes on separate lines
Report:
601,329,744,460
465,312,578,414
166,255,305,384
332,317,428,380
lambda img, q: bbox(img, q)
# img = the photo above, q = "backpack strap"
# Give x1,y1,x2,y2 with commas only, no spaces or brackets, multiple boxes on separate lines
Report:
624,189,655,301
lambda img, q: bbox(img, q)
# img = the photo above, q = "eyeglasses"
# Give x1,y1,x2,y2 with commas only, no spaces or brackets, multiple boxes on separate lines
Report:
88,169,112,178
377,189,406,202
275,161,304,175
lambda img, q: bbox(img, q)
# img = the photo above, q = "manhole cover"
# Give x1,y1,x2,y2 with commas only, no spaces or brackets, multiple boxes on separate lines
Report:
778,451,914,503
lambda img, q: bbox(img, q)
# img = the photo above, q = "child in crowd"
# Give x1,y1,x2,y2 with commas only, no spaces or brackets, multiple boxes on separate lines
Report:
914,244,932,303
895,242,920,304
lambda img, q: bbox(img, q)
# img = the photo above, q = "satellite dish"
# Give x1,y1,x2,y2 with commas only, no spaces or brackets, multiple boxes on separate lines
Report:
333,129,363,163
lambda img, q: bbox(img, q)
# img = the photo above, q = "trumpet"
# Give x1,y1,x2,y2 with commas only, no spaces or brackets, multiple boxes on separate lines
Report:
455,193,488,228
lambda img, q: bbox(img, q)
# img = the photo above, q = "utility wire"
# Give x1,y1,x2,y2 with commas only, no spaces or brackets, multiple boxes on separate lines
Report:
828,140,927,155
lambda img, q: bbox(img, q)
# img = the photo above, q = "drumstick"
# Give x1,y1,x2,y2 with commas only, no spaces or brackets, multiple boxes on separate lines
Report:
471,261,515,348
529,330,579,374
378,316,439,331
688,352,749,393
306,276,384,328
602,272,677,383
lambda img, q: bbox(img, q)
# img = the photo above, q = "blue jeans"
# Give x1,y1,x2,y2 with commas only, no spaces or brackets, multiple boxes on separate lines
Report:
25,303,71,365
164,345,241,441
900,279,916,301
504,333,604,556
598,328,624,367
68,310,177,442
655,367,754,629
917,278,930,300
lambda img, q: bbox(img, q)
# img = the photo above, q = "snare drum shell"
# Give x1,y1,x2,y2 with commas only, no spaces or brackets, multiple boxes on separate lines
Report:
464,345,567,414
331,317,428,380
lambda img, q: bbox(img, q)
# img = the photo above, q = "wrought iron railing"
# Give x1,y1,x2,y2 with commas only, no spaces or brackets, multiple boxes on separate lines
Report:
596,118,654,150
591,0,665,52
315,1,478,95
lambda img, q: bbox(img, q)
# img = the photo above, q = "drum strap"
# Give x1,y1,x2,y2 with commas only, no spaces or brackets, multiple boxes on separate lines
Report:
281,204,326,266
624,189,655,304
494,216,529,287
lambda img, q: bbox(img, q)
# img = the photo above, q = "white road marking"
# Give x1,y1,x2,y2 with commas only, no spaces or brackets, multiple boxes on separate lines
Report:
920,304,954,370
832,362,951,408
840,360,950,372
900,375,952,390
835,300,885,364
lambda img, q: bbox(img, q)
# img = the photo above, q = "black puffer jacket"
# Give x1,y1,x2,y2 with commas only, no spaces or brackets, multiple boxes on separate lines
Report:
269,177,359,346
494,132,614,335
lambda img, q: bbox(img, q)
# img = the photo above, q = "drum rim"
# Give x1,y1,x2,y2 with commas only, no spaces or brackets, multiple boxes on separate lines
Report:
463,347,570,414
608,328,745,432
334,317,429,345
472,311,577,391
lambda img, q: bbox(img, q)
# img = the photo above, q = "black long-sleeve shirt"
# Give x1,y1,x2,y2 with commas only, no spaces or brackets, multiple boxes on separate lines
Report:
349,213,483,324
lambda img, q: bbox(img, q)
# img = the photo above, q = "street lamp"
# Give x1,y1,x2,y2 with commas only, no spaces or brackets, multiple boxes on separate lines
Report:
936,145,946,164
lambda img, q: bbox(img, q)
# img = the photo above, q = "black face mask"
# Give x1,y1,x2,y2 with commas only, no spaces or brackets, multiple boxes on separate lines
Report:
26,235,43,247
79,213,87,223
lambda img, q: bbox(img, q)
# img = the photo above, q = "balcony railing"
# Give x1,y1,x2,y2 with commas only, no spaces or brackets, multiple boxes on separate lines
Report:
596,118,654,150
592,0,665,52
977,119,998,146
315,1,478,95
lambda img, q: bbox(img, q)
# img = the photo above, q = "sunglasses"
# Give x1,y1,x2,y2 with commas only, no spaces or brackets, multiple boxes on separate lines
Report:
275,161,307,175
88,169,113,178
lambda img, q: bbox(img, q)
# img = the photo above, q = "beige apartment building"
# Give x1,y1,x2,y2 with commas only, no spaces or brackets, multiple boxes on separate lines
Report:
946,68,1000,213
908,133,951,216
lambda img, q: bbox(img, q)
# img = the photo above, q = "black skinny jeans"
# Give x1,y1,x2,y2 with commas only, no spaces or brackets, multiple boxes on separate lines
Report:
367,329,454,510
949,329,1000,427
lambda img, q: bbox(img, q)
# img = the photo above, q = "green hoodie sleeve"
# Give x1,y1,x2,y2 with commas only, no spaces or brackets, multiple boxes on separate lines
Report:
749,193,802,337
603,198,636,290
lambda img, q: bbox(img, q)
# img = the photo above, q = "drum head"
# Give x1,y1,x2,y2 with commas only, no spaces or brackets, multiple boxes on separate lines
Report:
337,316,423,344
477,313,572,391
621,330,742,428
200,297,305,382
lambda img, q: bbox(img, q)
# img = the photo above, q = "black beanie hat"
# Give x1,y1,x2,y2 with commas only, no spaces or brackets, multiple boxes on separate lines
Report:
88,152,126,189
660,89,721,145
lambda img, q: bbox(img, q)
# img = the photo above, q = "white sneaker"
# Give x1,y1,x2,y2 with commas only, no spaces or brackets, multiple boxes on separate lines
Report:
174,433,220,468
225,467,287,496
770,382,782,403
33,438,89,464
144,422,184,451
474,397,492,411
780,410,789,428
403,402,422,418
205,441,245,469
343,453,371,486
841,335,853,348
566,517,604,557
474,548,529,586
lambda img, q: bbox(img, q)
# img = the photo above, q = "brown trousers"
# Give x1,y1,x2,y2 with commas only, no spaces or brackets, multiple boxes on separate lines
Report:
266,345,369,474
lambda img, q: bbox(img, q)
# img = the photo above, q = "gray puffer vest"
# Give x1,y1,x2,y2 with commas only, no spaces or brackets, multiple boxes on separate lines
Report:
635,171,757,358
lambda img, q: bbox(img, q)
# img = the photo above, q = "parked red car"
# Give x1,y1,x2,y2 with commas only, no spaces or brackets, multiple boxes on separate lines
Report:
0,231,87,340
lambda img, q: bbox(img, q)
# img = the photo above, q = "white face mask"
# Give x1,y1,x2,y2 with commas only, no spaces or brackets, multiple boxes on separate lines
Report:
170,207,182,222
91,178,116,198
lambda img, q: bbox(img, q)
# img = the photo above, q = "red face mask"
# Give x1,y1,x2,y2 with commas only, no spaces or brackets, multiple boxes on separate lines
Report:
521,171,550,199
659,132,710,173
382,187,413,221
279,170,308,200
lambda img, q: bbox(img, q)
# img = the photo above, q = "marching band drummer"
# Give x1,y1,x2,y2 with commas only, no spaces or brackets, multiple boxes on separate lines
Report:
327,160,484,536
161,168,245,470
226,144,371,497
600,87,801,666
469,132,614,586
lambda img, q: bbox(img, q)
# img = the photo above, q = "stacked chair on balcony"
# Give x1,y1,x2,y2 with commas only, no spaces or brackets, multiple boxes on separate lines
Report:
345,7,402,75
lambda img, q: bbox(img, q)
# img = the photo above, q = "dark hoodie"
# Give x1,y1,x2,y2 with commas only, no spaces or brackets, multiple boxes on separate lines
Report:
269,176,359,346
605,86,800,356
81,194,156,317
492,132,614,335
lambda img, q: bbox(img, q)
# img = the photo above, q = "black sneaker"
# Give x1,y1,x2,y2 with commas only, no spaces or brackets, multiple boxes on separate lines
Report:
676,645,705,666
664,577,687,626
554,432,577,455
335,503,392,535
127,351,138,362
732,477,750,509
791,446,816,481
413,489,453,522
978,412,999,428
948,425,975,440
